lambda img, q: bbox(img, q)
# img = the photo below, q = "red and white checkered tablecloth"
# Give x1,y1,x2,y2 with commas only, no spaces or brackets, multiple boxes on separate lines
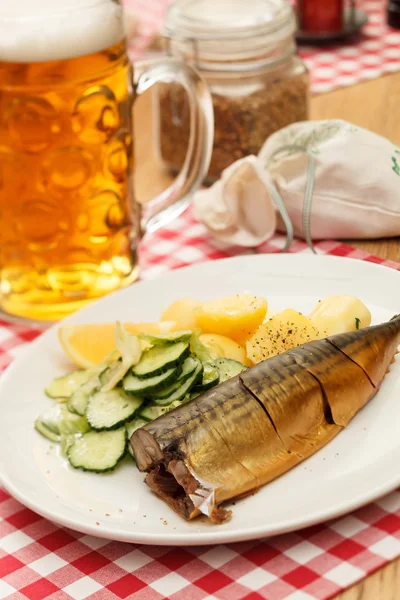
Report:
124,0,400,95
1,205,400,600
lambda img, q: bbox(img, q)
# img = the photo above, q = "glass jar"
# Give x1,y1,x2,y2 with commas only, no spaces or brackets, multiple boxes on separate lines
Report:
153,0,310,184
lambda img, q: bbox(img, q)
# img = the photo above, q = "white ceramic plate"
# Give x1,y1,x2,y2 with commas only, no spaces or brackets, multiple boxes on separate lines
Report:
0,254,399,546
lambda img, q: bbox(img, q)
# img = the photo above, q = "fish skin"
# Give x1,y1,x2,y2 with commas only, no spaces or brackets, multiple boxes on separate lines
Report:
140,377,298,507
240,352,342,454
187,378,299,499
287,340,375,427
131,315,400,523
326,314,400,387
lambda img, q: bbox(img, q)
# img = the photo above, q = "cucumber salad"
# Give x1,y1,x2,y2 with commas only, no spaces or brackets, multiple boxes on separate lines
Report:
35,323,246,473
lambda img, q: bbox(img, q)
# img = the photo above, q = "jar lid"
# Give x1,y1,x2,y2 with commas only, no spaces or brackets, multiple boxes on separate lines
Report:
163,0,296,69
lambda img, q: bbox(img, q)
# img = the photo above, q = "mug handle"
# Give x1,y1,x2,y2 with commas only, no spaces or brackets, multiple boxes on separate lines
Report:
133,58,214,235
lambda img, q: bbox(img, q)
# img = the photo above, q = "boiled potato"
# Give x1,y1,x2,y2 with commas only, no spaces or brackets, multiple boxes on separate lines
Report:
309,295,371,337
200,333,251,365
246,308,319,363
161,298,203,331
262,308,279,323
195,294,268,344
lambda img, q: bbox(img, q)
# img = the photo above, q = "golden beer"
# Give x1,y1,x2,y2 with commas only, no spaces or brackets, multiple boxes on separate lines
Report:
0,0,214,320
0,38,138,320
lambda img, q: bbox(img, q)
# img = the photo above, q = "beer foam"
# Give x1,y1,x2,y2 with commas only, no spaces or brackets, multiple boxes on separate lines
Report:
0,0,124,63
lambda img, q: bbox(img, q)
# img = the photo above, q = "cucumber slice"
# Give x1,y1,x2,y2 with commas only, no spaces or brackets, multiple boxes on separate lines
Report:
140,331,192,345
153,362,203,406
152,356,199,399
193,362,220,392
126,418,147,458
45,370,91,399
58,413,90,436
126,418,147,438
68,389,90,416
139,405,171,421
68,367,110,415
38,405,90,436
86,389,143,430
132,342,190,379
68,428,127,472
60,433,77,457
213,358,247,382
34,419,61,442
190,332,213,362
123,366,178,396
140,397,190,421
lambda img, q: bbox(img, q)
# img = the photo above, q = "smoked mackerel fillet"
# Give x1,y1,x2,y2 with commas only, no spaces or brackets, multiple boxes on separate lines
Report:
131,315,400,523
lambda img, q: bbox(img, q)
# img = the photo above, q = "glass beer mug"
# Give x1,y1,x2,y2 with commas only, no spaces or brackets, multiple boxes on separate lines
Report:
0,0,213,320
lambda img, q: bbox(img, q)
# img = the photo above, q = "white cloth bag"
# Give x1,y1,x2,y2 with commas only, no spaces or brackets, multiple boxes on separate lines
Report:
193,119,400,250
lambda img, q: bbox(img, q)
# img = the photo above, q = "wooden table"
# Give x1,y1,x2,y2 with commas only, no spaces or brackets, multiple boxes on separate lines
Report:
134,70,400,599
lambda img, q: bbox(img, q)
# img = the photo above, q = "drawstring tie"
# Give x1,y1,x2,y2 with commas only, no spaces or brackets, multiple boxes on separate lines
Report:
263,144,317,254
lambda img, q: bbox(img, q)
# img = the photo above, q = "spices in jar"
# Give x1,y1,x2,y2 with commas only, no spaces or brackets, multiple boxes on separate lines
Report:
154,0,310,184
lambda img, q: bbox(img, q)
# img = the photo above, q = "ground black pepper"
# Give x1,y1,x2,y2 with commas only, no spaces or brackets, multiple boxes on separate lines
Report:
157,71,309,183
